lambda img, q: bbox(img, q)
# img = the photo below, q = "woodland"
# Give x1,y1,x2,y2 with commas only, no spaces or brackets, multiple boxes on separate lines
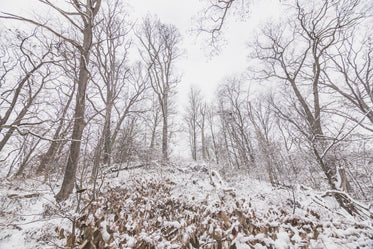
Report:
0,0,372,248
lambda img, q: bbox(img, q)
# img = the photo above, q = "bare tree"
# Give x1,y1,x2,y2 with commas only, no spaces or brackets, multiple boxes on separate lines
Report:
206,103,220,164
90,0,133,168
247,100,277,186
0,29,56,153
184,86,202,161
147,93,162,151
1,0,103,201
137,16,181,163
89,61,148,181
36,77,76,175
198,102,209,161
323,32,373,130
217,77,255,169
251,0,365,214
197,0,247,50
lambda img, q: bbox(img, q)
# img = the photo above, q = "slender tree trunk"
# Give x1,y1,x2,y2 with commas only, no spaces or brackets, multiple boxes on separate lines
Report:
229,123,248,167
103,96,112,165
201,118,206,161
192,122,197,161
261,143,275,186
150,112,158,149
102,113,111,165
210,123,219,164
0,81,44,152
0,128,16,153
161,92,169,163
162,110,168,163
221,120,232,167
37,86,75,174
0,63,44,133
16,133,46,176
91,131,105,182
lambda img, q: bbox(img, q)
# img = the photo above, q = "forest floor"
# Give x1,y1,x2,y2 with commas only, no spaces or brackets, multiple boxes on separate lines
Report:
0,161,372,248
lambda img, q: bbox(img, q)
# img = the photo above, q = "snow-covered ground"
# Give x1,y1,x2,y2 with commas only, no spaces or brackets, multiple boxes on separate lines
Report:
0,161,372,248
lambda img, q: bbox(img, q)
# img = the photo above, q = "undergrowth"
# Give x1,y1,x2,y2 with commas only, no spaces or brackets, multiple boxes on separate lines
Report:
58,178,372,249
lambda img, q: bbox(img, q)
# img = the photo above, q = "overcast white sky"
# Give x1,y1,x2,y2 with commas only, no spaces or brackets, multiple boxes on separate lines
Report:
130,0,284,105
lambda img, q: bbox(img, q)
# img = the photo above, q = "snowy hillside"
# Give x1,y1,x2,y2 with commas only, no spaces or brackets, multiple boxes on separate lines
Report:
1,162,372,248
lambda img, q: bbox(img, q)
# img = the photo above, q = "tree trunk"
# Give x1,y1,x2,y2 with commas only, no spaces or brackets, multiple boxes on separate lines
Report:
150,112,158,150
337,167,352,193
313,144,356,215
201,118,206,161
37,87,74,174
160,91,168,163
209,118,219,164
102,115,111,165
16,136,43,176
192,121,197,161
91,131,105,182
162,111,168,163
0,128,16,153
103,96,112,165
0,63,44,133
0,81,44,152
37,139,59,174
55,52,91,201
54,0,101,202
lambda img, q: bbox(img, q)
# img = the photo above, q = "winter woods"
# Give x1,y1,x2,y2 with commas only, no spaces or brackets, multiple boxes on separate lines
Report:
0,0,372,247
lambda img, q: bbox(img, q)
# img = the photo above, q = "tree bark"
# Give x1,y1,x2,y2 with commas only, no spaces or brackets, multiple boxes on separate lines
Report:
201,114,206,161
150,111,159,150
91,131,105,182
55,0,101,202
55,55,90,201
162,94,168,163
102,103,112,165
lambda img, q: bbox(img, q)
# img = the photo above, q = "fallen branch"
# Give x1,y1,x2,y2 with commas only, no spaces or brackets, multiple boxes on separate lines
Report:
7,193,40,199
109,164,147,173
321,190,372,218
311,195,348,218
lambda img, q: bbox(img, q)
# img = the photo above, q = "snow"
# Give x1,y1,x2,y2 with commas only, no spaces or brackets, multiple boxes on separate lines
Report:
0,161,372,248
274,229,291,249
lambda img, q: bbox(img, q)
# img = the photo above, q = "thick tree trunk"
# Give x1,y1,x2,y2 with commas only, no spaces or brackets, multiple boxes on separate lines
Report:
54,0,101,202
37,139,59,175
55,55,90,201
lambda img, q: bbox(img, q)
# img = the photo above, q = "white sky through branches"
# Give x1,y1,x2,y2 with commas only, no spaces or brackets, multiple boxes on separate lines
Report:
1,0,284,102
0,0,284,157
